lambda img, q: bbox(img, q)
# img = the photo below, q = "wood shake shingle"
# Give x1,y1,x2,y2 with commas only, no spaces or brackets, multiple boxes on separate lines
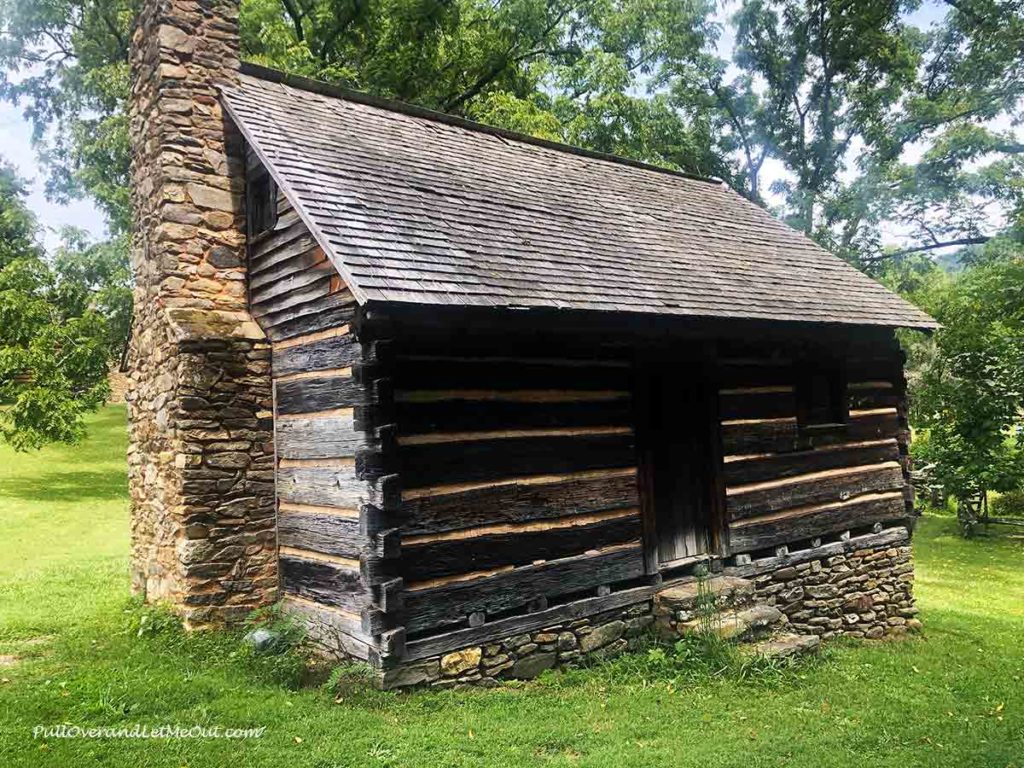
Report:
221,64,936,330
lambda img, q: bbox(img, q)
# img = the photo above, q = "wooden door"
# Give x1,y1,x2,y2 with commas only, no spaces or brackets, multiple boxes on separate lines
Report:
637,357,719,569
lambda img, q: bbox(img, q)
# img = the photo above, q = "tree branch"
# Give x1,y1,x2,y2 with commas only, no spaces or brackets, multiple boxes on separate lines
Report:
281,0,306,42
885,236,991,258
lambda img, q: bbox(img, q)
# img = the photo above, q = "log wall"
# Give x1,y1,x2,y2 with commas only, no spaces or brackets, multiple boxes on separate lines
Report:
719,335,913,556
244,176,916,665
247,167,382,661
383,343,647,639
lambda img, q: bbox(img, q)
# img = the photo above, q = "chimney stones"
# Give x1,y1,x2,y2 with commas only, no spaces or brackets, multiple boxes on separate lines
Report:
126,0,277,627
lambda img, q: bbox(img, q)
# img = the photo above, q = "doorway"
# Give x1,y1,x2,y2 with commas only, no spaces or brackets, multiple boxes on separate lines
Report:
636,355,722,570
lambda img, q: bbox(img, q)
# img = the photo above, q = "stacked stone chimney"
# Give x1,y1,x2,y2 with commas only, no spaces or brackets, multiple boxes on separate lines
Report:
127,0,277,627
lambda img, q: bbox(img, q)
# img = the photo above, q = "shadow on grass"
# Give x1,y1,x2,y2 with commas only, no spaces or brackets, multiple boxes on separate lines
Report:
0,469,128,502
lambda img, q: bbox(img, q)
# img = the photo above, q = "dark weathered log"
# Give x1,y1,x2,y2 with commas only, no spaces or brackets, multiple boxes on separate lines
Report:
369,527,401,560
280,596,372,660
251,257,333,307
726,526,910,577
249,240,324,288
279,555,368,613
403,545,645,634
847,388,900,410
398,432,635,488
718,362,794,388
361,606,391,636
401,469,638,535
249,232,320,277
277,464,362,507
400,581,655,662
275,374,369,415
278,510,362,558
401,514,641,581
275,415,367,459
728,464,906,520
395,397,632,433
845,357,902,382
722,412,900,455
392,357,632,391
373,578,405,614
718,388,797,420
252,276,332,319
263,293,357,342
273,333,361,378
377,628,406,662
391,340,633,364
727,493,907,551
716,334,898,361
723,440,900,485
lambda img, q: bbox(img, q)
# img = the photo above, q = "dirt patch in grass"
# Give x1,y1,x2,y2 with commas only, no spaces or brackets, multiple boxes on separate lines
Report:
0,655,19,667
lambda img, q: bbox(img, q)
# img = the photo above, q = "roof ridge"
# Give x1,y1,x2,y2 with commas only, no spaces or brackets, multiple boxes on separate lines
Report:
237,62,723,186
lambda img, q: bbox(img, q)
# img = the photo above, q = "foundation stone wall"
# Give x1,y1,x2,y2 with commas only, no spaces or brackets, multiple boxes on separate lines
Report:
375,532,917,689
753,543,919,638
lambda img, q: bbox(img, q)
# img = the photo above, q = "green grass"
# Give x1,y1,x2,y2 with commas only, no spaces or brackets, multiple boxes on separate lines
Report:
2,407,1023,767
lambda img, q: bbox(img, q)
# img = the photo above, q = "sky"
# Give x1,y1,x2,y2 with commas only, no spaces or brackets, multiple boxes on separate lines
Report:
0,0,1006,255
0,99,107,252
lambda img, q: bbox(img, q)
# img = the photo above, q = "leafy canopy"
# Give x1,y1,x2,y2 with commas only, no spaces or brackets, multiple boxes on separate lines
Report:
910,240,1024,500
0,161,112,450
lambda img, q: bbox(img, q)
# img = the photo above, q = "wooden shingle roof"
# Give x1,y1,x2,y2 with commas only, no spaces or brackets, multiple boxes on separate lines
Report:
221,65,936,330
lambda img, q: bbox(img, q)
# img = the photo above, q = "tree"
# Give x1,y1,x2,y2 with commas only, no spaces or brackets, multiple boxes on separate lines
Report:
0,161,111,449
51,229,132,361
707,0,1024,264
879,0,1024,246
243,0,730,174
725,0,918,234
0,0,134,233
910,239,1024,503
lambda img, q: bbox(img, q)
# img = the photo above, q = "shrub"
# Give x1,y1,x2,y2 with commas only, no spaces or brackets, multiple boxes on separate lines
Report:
990,491,1024,519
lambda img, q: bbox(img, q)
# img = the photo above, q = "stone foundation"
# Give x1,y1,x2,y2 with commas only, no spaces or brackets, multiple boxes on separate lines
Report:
381,602,655,689
753,542,918,638
374,532,917,689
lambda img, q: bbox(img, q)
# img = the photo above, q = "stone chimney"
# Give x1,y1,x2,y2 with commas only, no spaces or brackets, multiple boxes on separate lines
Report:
127,0,277,627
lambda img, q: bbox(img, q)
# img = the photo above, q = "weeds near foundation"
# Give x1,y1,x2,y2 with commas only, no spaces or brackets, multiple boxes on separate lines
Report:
115,598,311,689
693,564,721,638
244,602,306,649
325,661,381,703
570,632,816,693
121,598,182,639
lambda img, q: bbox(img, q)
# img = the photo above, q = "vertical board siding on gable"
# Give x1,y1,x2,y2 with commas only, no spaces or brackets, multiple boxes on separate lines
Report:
391,343,645,636
718,336,911,554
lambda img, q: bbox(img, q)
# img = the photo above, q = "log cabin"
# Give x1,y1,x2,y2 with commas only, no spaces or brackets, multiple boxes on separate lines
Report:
126,0,935,688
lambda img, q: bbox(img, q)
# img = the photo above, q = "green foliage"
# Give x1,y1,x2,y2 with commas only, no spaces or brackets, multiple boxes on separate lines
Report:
52,228,132,359
692,564,722,638
0,0,134,232
241,0,728,174
990,490,1024,519
911,240,1024,500
0,161,112,450
236,621,310,689
729,0,918,234
122,598,183,639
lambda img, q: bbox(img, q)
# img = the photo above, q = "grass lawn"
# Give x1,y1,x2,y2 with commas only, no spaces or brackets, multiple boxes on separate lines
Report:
1,407,1023,767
